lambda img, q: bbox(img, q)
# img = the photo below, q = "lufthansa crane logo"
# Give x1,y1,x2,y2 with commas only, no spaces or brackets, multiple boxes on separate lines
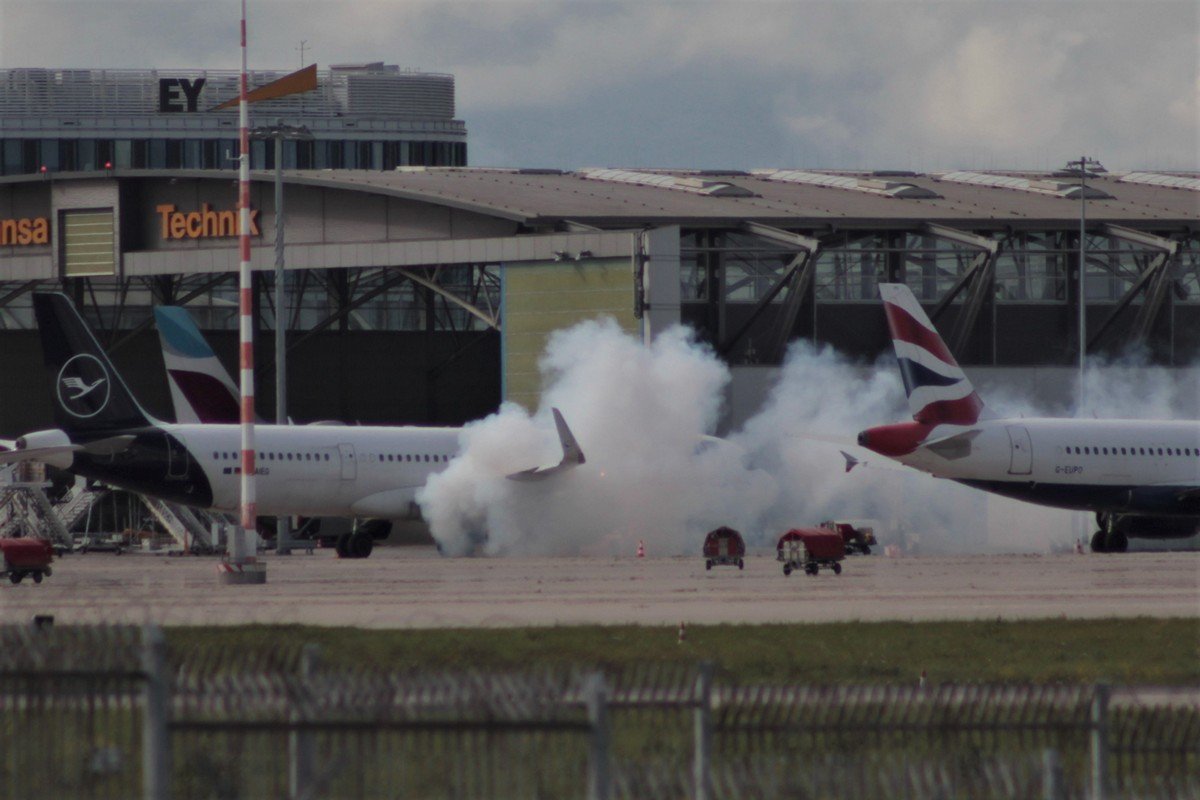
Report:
56,354,111,418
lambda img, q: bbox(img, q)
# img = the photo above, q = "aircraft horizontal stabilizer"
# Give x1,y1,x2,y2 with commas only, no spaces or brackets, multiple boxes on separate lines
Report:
840,451,860,473
79,435,136,456
919,429,981,460
506,408,587,482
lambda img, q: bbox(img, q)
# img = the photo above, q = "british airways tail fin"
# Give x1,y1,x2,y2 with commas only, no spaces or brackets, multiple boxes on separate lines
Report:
878,283,987,426
33,293,157,436
154,306,242,424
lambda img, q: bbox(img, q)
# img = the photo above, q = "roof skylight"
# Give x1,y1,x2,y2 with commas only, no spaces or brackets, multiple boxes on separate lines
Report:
1118,172,1200,192
751,169,940,199
578,168,755,197
936,171,1113,199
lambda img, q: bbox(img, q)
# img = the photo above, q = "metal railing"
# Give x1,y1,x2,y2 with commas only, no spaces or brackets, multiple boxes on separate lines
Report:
0,624,1196,800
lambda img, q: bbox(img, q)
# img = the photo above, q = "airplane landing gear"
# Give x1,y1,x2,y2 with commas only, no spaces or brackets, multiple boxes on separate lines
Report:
335,526,376,559
1090,514,1129,553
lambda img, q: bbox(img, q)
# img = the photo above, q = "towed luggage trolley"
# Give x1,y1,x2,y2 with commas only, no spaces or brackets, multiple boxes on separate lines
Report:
776,528,844,576
0,538,54,584
703,527,746,570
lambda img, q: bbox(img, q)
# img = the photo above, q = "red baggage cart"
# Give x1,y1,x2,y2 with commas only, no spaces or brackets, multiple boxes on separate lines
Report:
702,527,745,570
0,538,54,585
776,528,844,576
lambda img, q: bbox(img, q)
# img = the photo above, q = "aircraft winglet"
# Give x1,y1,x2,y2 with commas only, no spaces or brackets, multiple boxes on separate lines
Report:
506,408,586,482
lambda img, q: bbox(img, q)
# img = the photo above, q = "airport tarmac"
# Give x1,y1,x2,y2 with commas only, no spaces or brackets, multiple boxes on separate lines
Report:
2,547,1198,628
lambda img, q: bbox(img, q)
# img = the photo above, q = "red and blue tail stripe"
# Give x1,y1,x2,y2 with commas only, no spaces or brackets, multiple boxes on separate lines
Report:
879,284,986,426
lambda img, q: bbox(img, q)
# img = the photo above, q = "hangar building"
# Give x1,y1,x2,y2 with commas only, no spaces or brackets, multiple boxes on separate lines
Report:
0,164,1197,436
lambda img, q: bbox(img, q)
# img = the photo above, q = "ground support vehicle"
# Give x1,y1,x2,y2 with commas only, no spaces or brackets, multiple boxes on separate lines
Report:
820,520,877,555
0,538,54,584
703,527,746,570
777,528,845,576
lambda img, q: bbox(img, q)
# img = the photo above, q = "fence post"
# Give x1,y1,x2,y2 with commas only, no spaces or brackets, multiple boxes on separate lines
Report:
290,644,319,800
694,662,715,800
1090,683,1110,800
585,673,610,800
1042,748,1063,800
141,624,170,800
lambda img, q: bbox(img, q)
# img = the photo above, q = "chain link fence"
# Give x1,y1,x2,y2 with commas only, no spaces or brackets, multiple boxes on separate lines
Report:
0,624,1196,799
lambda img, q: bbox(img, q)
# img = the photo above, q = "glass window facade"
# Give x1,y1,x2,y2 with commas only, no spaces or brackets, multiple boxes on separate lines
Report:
0,137,467,175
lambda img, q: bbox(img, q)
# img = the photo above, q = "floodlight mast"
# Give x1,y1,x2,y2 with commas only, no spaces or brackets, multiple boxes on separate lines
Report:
249,120,312,555
1066,155,1105,415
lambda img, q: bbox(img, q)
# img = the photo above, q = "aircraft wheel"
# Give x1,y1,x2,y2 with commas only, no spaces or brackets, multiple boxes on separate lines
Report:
1090,530,1106,553
1106,530,1129,553
32,572,42,584
335,533,351,558
352,533,374,559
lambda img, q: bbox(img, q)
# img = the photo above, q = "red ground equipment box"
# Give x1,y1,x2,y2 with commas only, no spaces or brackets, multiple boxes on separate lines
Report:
819,520,877,555
702,527,746,570
0,538,54,584
776,528,845,576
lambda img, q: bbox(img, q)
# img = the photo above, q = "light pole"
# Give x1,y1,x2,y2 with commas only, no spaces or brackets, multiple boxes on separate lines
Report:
1064,155,1105,414
250,120,312,554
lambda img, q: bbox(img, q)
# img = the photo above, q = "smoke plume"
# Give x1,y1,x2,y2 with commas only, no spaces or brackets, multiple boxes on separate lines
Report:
418,318,1197,556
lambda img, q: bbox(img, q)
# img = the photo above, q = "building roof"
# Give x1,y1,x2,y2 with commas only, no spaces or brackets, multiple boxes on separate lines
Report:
275,167,1200,230
2,166,1196,231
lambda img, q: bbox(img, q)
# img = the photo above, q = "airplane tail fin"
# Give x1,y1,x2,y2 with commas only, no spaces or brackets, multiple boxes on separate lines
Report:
33,293,157,436
878,283,987,425
154,306,242,424
506,408,587,482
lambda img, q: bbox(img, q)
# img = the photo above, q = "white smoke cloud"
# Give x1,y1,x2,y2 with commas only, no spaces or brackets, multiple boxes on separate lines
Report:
418,319,778,556
419,317,1197,558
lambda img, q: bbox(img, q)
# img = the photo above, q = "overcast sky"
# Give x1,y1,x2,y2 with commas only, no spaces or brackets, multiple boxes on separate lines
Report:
0,0,1195,172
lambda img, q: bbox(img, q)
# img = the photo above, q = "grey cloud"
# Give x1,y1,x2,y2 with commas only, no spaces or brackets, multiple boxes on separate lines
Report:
1,0,1194,170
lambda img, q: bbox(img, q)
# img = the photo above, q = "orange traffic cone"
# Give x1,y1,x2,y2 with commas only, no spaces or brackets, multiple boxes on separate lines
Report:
636,540,645,558
677,621,687,643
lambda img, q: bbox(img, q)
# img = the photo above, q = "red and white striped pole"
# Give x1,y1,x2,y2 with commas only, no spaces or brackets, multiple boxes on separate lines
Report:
222,0,265,583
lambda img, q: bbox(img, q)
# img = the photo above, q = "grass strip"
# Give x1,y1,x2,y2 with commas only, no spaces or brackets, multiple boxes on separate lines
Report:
166,617,1200,685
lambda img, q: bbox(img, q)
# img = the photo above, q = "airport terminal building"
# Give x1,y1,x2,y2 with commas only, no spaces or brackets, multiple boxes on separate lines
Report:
0,67,1197,435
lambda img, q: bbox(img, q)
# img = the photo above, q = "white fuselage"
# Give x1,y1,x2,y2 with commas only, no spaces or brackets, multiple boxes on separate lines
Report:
167,422,461,517
897,418,1200,514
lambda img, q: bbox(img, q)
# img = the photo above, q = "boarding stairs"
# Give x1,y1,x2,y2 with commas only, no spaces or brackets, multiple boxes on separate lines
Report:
0,483,77,549
141,496,220,553
54,484,104,531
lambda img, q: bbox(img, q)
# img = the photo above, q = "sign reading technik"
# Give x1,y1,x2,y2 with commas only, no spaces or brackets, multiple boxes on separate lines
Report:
156,204,260,240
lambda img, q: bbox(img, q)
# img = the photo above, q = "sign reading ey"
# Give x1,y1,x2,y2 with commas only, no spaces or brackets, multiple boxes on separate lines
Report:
157,204,260,240
158,78,206,112
0,216,50,246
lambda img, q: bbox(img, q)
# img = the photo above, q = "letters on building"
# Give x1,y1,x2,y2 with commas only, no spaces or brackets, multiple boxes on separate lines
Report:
0,217,50,246
157,204,260,240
